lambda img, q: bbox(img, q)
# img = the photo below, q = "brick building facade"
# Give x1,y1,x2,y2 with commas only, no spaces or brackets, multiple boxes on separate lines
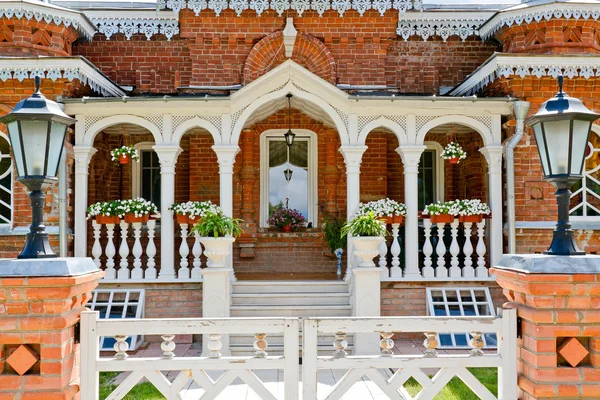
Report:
0,0,599,340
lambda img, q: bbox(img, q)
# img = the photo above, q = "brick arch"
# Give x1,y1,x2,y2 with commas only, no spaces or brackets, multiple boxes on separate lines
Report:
243,31,336,85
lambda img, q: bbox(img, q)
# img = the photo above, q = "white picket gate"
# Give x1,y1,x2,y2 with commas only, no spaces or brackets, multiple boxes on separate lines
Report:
81,309,517,400
302,308,517,400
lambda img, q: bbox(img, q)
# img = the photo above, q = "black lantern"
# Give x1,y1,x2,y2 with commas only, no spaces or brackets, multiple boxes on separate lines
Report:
0,76,75,259
526,76,600,256
284,93,296,148
284,168,293,182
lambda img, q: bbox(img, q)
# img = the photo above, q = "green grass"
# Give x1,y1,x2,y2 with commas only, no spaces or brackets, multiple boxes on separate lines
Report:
99,367,498,399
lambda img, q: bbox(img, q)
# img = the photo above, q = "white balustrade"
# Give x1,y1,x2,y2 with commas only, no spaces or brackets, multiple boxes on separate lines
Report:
462,222,475,278
378,240,388,278
91,218,206,282
389,223,402,278
435,222,448,278
476,220,489,278
178,223,190,279
448,220,461,278
421,219,434,278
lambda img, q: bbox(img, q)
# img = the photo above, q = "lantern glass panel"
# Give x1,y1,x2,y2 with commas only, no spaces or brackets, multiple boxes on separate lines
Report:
533,123,550,176
570,119,591,175
19,120,49,177
6,120,24,177
543,119,571,175
45,121,67,178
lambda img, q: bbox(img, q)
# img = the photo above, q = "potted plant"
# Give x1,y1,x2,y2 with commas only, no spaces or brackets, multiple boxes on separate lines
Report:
341,212,387,268
110,145,139,165
422,201,458,224
169,200,220,225
441,142,467,164
87,201,123,225
190,211,243,268
358,198,406,225
120,198,158,223
456,199,490,223
322,214,347,276
267,207,306,232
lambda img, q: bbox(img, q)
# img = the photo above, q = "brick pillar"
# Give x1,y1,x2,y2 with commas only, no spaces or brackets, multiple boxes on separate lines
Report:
240,128,256,223
492,255,600,400
0,258,102,400
323,128,341,215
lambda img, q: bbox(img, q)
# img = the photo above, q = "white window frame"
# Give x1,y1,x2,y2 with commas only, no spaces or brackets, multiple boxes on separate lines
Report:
571,125,600,221
423,141,445,203
426,287,497,349
259,129,318,228
131,142,156,200
0,132,12,229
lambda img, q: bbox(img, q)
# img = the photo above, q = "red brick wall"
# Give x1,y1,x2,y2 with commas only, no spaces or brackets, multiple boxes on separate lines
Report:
0,17,79,56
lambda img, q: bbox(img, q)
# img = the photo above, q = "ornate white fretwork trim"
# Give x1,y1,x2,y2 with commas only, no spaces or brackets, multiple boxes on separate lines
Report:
0,57,126,97
449,54,600,96
396,12,492,42
0,0,96,40
479,2,600,40
85,11,180,41
159,0,421,17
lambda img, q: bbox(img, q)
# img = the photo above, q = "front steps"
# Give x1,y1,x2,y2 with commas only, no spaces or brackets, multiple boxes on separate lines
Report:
230,280,353,356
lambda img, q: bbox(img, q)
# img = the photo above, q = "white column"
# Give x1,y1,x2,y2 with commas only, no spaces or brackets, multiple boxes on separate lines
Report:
212,145,240,218
352,267,381,355
397,145,426,279
339,146,367,220
480,145,504,267
153,145,182,280
73,146,97,257
202,267,232,356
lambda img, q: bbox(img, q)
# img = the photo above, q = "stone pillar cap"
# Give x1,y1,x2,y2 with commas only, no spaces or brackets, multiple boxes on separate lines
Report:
0,257,99,277
495,254,600,274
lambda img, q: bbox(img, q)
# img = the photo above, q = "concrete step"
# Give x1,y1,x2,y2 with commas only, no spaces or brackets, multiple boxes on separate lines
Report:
231,292,350,306
230,305,352,318
232,281,349,294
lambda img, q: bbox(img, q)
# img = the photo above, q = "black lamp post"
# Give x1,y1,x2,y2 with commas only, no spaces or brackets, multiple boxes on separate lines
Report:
526,76,600,256
0,76,75,259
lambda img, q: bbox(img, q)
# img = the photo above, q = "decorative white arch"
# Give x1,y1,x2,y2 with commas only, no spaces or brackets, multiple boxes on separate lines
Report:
81,115,163,146
357,117,409,146
171,117,221,146
230,82,350,146
416,115,494,146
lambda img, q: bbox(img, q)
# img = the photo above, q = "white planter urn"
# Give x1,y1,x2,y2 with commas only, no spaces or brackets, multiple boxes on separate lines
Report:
199,237,235,268
350,236,385,268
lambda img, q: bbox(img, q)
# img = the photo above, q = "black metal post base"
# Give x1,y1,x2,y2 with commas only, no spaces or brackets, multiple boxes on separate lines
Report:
17,177,58,259
544,176,585,256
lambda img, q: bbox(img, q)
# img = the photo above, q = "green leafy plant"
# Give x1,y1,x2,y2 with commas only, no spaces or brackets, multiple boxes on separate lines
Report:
341,212,387,238
322,214,347,252
190,212,243,238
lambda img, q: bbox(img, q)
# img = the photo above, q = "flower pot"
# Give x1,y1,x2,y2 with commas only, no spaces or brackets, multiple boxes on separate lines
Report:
392,215,403,224
382,216,394,225
350,236,385,268
459,215,483,223
119,154,130,165
448,157,460,164
282,224,293,233
199,237,236,268
95,215,119,225
176,214,191,224
124,214,150,224
430,214,454,224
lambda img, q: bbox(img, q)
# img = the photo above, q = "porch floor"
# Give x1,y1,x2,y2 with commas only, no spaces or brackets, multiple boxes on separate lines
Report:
108,340,472,399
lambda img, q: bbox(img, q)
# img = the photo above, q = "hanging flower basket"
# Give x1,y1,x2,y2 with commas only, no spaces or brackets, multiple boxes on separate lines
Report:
441,142,467,164
110,146,139,166
357,198,406,225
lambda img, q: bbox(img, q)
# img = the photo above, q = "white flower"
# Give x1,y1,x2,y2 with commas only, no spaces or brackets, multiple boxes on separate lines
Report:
441,142,467,162
357,198,406,218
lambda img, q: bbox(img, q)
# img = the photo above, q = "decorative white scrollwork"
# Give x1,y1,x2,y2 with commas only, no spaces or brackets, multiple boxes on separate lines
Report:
0,6,95,40
396,18,487,42
91,18,179,41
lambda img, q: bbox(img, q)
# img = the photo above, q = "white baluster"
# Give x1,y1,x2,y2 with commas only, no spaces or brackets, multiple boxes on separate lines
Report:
462,222,475,278
435,223,448,278
208,334,222,358
145,219,157,280
104,223,117,280
333,332,348,358
178,223,190,279
422,219,434,278
378,239,388,278
161,335,176,359
390,223,402,278
117,221,130,280
191,232,203,279
476,220,488,278
380,332,395,357
131,222,143,279
114,335,129,360
253,333,268,358
91,221,102,269
449,219,461,278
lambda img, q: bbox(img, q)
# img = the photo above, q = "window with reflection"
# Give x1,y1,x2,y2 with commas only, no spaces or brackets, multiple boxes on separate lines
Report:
570,128,600,218
140,150,161,210
418,149,437,210
0,134,12,226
